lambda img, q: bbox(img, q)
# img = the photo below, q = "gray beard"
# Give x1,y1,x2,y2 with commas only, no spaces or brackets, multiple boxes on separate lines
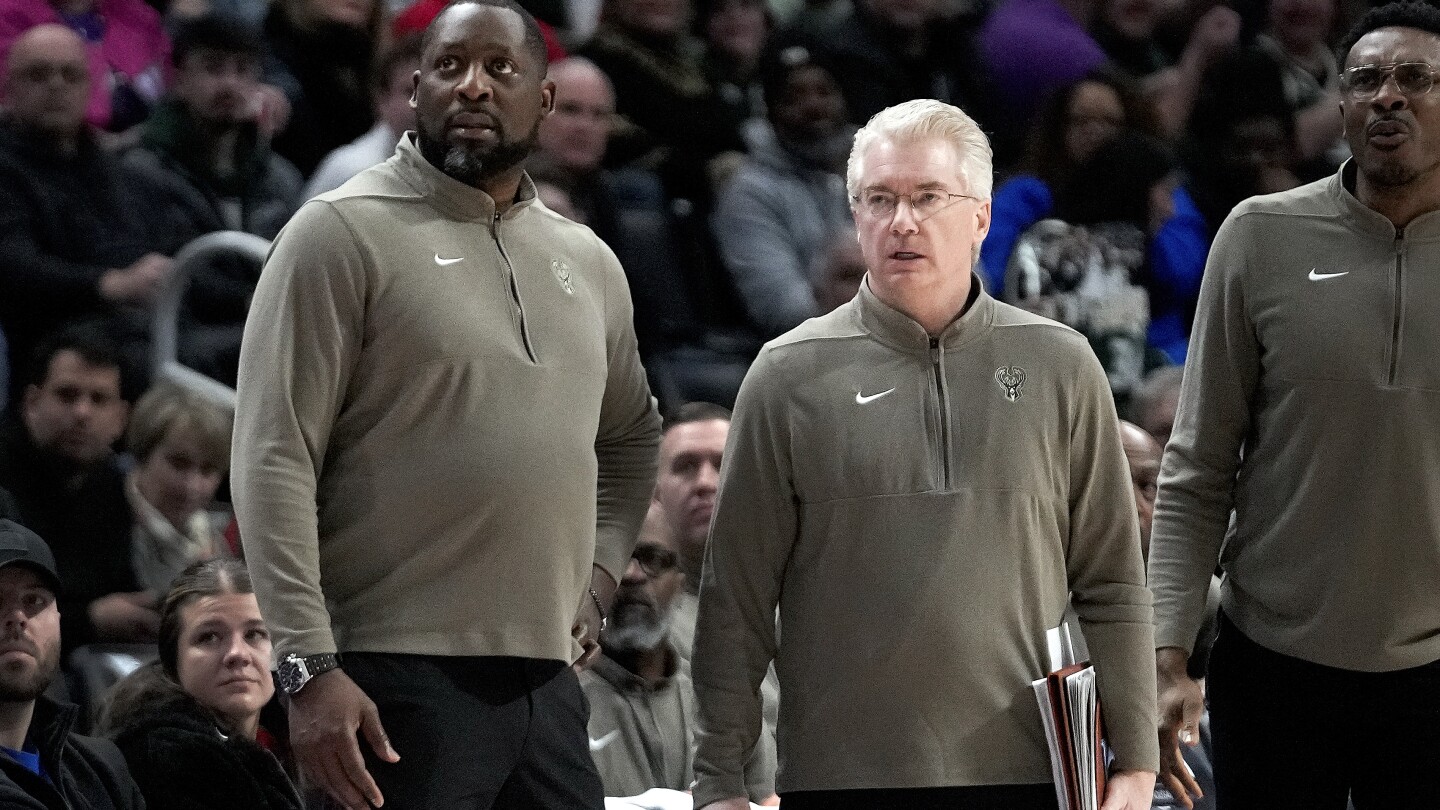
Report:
603,602,672,655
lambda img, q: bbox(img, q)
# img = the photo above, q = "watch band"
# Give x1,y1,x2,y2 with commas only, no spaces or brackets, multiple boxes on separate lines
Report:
278,652,340,695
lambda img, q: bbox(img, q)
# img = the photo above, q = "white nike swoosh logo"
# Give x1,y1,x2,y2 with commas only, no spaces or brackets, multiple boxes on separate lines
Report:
588,730,620,752
434,254,464,266
1309,269,1349,281
855,387,896,404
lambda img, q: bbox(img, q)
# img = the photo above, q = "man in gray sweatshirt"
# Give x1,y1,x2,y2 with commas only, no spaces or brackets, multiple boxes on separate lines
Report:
693,98,1157,810
1150,3,1440,807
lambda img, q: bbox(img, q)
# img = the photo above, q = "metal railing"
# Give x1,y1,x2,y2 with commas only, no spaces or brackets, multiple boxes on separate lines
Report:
148,231,271,410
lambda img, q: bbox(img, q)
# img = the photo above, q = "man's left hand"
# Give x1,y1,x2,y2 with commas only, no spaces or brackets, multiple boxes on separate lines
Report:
1099,769,1156,810
572,565,616,672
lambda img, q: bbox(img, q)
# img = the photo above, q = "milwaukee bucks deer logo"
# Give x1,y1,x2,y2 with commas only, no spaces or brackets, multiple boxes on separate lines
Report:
995,366,1026,402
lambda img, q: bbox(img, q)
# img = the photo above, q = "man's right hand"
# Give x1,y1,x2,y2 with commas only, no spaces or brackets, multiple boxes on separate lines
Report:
701,799,751,810
289,668,400,810
99,253,174,307
1156,647,1205,809
87,591,161,642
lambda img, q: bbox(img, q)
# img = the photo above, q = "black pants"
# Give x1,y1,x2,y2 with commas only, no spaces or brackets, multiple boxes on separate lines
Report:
1207,612,1440,809
343,654,603,810
781,783,1059,809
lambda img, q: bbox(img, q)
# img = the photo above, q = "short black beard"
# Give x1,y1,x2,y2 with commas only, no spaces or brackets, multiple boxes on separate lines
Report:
1362,159,1421,189
417,121,541,189
0,644,59,703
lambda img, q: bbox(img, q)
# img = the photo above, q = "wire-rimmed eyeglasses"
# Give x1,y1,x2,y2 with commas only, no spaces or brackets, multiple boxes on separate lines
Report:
851,189,978,222
1340,61,1440,100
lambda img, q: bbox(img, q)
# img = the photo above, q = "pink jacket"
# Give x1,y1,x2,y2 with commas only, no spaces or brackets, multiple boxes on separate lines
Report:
0,0,170,129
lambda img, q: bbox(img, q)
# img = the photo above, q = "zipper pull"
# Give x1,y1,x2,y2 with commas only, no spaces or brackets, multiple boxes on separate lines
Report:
929,336,941,364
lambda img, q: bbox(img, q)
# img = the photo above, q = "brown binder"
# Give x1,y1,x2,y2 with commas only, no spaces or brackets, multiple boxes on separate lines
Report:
1036,662,1108,810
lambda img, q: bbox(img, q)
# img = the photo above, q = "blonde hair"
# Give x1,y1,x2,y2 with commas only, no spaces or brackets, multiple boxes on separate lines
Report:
127,382,233,471
846,99,994,201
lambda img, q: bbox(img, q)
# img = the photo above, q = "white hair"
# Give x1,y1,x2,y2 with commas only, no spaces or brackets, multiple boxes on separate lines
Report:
846,99,994,202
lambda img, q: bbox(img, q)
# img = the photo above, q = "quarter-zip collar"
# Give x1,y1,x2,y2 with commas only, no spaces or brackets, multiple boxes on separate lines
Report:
1331,159,1440,242
856,274,995,358
391,132,539,224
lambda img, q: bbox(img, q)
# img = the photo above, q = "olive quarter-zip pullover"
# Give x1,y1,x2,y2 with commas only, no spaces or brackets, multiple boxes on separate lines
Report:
1151,162,1440,672
692,281,1157,806
231,134,661,664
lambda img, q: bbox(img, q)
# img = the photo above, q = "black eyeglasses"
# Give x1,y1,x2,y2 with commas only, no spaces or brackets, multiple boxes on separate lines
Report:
632,544,679,577
1340,62,1440,100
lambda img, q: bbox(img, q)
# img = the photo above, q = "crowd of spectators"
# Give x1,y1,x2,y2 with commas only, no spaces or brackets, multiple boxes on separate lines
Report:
0,0,1379,804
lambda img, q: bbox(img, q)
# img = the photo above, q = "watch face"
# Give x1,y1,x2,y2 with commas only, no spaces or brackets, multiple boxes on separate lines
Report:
278,658,307,694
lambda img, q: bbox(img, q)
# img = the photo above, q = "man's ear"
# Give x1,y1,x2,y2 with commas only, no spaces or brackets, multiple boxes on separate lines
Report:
975,198,993,241
540,79,556,116
410,69,420,108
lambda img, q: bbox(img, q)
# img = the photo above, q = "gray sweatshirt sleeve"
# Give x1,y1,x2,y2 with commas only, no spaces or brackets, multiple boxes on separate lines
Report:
711,172,820,338
231,201,366,659
593,243,663,584
1149,211,1260,654
1065,345,1160,774
692,350,795,807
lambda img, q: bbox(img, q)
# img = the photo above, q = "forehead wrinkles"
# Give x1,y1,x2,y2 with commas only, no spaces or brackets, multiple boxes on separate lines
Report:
1347,27,1440,68
427,6,529,60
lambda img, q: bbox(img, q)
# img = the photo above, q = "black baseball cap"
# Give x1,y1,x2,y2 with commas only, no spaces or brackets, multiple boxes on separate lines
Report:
0,520,62,596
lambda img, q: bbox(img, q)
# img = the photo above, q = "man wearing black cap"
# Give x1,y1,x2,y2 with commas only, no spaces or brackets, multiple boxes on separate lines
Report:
0,519,145,809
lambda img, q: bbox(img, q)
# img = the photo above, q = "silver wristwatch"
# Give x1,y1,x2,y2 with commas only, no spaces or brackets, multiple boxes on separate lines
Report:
277,653,340,695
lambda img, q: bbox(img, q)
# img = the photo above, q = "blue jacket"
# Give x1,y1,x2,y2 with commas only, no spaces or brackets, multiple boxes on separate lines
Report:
981,174,1209,363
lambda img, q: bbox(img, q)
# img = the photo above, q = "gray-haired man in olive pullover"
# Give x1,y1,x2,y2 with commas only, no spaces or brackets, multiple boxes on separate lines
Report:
692,99,1158,810
1151,4,1440,808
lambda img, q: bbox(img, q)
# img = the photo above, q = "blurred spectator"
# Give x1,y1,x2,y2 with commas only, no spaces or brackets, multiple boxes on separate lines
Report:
579,0,747,205
1092,0,1174,78
0,25,177,400
261,0,381,176
535,57,754,409
712,46,852,338
809,227,864,314
0,325,159,655
1006,130,1188,398
124,382,232,599
1130,363,1181,447
981,70,1208,362
127,14,301,241
101,559,301,810
0,0,169,134
1094,0,1240,137
780,0,997,155
1117,419,1219,810
1185,48,1303,234
581,503,695,796
304,35,422,198
979,0,1107,161
1253,0,1346,173
696,0,771,144
1120,419,1160,558
0,519,147,810
528,163,588,220
652,403,777,803
124,13,302,384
